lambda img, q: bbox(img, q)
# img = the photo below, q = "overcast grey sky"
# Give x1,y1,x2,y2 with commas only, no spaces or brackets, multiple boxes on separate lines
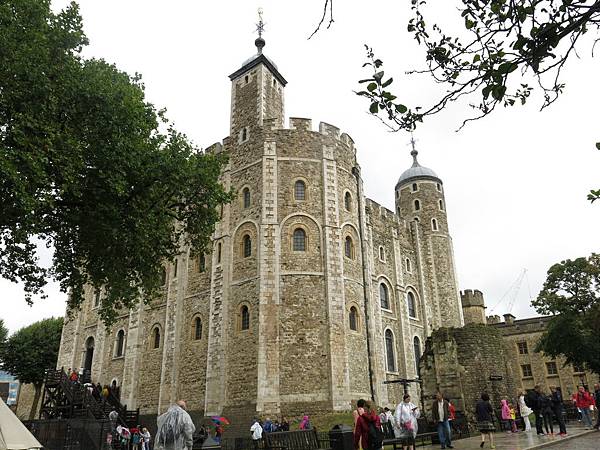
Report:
2,0,599,333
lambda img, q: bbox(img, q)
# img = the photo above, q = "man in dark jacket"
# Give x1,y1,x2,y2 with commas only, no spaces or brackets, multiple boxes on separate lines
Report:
431,392,453,449
529,385,545,435
550,386,567,435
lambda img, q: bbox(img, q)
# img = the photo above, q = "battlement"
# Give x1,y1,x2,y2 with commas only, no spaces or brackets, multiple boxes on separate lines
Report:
268,117,356,153
460,289,485,307
365,198,398,223
205,142,223,154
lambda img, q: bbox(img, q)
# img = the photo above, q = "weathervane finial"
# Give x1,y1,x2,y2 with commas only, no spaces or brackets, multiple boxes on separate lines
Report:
408,132,419,166
255,8,266,53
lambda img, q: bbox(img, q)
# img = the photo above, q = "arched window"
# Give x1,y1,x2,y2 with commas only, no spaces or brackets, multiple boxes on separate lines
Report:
293,228,306,251
407,292,417,318
173,259,178,278
385,329,396,372
161,267,167,286
217,242,222,264
431,218,438,231
436,183,442,192
344,192,352,211
379,246,385,261
243,235,252,258
94,290,101,307
414,199,421,211
198,254,206,272
194,317,202,340
439,199,444,211
380,283,390,310
405,258,412,273
414,336,422,376
294,180,306,201
152,327,160,349
344,236,354,259
240,305,250,331
411,183,418,192
349,306,358,331
115,330,125,357
242,187,250,208
242,127,247,141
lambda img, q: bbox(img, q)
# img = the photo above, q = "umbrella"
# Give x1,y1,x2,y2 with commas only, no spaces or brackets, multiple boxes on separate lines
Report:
210,416,230,425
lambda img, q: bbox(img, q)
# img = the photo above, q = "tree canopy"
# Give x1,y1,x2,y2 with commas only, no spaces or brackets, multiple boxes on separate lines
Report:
532,254,600,374
0,319,7,354
0,317,63,418
0,0,231,325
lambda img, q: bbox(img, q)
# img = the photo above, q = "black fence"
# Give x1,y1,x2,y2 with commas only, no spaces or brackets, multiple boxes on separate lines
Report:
24,417,113,450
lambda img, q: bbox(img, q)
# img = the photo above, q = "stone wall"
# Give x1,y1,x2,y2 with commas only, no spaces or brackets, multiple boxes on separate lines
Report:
420,325,517,425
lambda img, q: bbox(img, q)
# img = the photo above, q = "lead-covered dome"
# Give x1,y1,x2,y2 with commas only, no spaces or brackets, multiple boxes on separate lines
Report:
396,149,441,188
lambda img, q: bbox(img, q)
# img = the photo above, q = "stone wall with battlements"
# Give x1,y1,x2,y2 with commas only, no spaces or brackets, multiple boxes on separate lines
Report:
55,56,465,431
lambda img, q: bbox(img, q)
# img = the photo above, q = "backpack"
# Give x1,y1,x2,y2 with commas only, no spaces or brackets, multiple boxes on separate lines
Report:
367,420,384,450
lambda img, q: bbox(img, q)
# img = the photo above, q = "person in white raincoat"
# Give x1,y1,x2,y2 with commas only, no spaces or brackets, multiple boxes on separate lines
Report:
155,400,196,450
394,393,420,450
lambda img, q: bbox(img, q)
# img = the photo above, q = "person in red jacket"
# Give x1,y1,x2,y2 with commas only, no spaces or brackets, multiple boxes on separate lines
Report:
353,402,383,450
575,386,594,428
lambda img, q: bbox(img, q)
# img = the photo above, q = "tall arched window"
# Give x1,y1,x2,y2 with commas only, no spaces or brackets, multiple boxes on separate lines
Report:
413,336,422,376
431,218,438,231
380,283,390,310
161,267,167,285
152,327,160,349
349,306,358,331
217,242,222,264
411,183,418,192
385,329,396,372
241,127,247,141
94,290,101,307
407,292,417,318
344,236,354,259
414,199,421,211
242,187,250,208
293,228,306,251
115,330,125,357
198,254,206,272
194,317,202,340
405,258,412,273
439,199,444,211
243,235,252,258
240,305,250,331
379,246,385,261
344,192,352,211
173,259,178,278
294,180,306,201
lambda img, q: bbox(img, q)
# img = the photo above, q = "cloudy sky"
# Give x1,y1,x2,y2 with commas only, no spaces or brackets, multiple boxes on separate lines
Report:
2,0,599,333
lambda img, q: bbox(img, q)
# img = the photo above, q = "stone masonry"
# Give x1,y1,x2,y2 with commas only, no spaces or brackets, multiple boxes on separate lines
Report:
56,38,464,428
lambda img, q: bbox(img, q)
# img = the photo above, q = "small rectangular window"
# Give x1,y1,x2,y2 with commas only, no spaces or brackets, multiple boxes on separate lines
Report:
521,364,532,378
517,342,528,355
546,361,558,376
572,363,585,374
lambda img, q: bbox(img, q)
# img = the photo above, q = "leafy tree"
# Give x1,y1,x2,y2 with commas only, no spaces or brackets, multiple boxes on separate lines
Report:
532,254,600,374
0,317,64,419
0,0,231,325
0,319,7,353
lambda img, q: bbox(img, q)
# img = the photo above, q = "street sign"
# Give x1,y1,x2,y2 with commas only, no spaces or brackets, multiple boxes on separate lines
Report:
489,375,503,381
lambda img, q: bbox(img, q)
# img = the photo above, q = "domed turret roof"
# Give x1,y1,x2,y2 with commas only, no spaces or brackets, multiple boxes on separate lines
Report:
396,148,441,188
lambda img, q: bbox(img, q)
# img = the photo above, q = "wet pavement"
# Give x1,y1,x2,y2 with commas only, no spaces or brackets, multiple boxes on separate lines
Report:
420,426,596,450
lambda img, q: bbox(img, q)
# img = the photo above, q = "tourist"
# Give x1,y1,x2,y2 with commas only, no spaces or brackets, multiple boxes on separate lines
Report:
299,414,311,430
550,386,567,435
155,400,195,450
448,401,456,422
109,408,119,432
380,407,394,437
69,369,78,383
263,417,274,433
529,385,545,435
141,427,151,450
102,384,110,400
500,399,513,433
250,418,263,450
131,425,142,450
476,393,495,449
214,423,223,443
280,417,289,431
594,383,600,430
431,392,453,449
540,392,554,435
353,401,383,450
353,399,366,426
394,393,419,450
111,379,120,401
575,385,594,429
517,390,532,432
509,403,518,432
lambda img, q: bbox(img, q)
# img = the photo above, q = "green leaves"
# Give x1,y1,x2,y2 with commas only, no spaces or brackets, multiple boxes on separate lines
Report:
596,142,600,150
0,0,231,326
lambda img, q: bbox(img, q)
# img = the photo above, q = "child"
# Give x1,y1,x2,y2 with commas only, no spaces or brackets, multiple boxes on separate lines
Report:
509,404,518,432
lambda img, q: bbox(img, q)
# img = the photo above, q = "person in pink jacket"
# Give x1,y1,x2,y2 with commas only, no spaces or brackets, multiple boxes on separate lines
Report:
500,399,515,433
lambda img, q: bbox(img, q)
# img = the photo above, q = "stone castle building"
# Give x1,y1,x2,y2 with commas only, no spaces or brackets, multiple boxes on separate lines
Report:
56,36,465,423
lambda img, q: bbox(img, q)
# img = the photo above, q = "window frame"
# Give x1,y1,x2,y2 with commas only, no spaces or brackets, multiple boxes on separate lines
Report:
349,306,359,332
292,227,307,252
242,234,252,258
240,304,250,331
293,179,307,201
517,341,528,355
242,187,251,209
414,199,421,211
546,361,558,376
152,326,161,350
380,283,391,310
407,291,417,319
384,329,397,373
115,329,126,358
344,192,352,212
193,316,203,341
413,336,422,376
521,364,533,378
344,236,354,259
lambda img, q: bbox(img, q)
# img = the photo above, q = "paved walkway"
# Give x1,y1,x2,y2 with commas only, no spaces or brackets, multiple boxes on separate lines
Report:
420,426,596,450
543,431,599,449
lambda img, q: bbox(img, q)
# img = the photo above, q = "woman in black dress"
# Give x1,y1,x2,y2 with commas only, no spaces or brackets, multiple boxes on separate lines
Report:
476,393,496,449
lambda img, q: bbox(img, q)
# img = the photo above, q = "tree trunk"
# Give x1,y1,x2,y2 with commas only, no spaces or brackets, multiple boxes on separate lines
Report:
29,383,42,420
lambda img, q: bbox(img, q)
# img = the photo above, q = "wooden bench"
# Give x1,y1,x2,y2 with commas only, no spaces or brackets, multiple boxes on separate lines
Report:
383,431,437,449
263,429,332,450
